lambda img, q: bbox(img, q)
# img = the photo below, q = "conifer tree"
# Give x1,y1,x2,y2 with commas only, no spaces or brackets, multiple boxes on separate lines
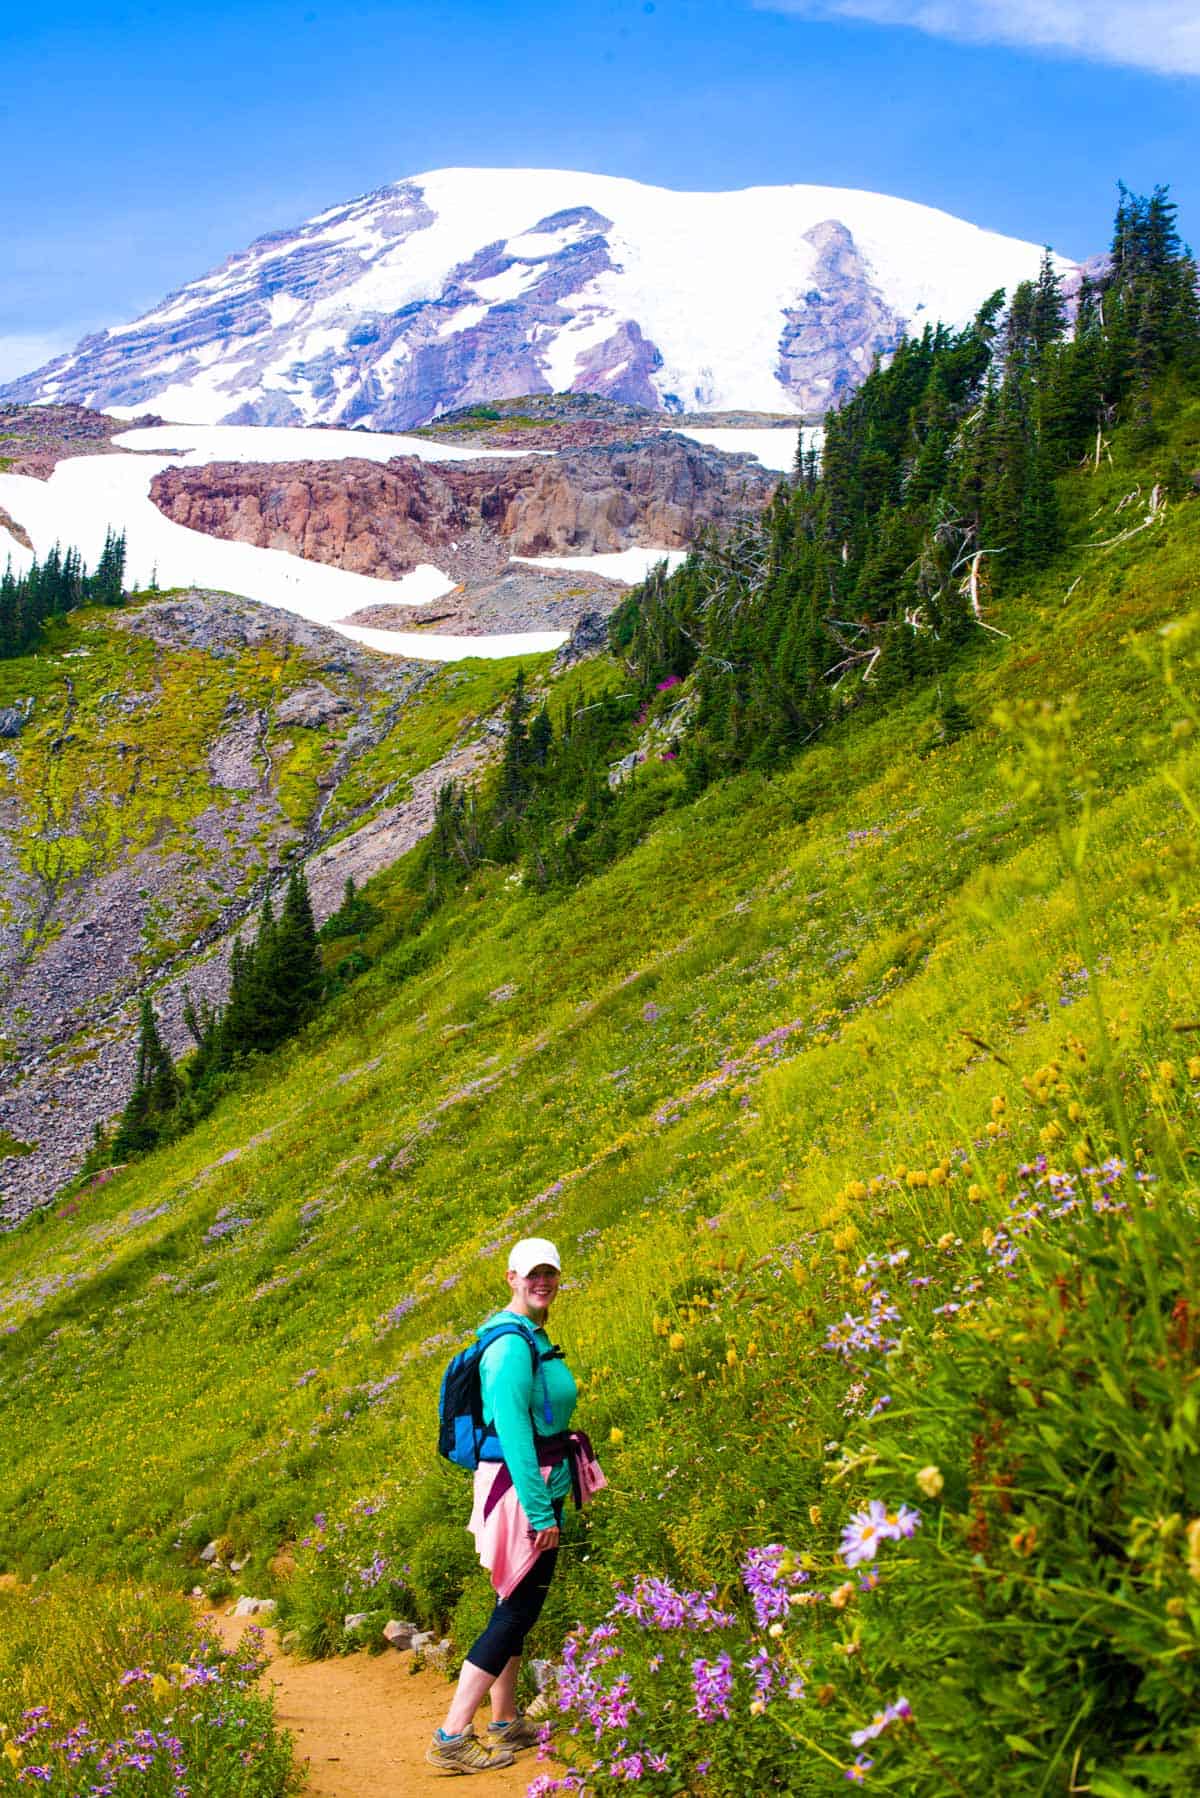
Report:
274,868,324,1032
112,998,177,1159
497,668,531,810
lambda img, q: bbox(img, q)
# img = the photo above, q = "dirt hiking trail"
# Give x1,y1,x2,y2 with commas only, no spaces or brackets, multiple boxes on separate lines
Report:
209,1608,550,1797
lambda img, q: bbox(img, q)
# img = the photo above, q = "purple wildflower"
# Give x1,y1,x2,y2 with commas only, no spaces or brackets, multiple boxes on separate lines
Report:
358,1552,389,1588
744,1646,781,1705
840,1500,922,1568
742,1544,809,1626
691,1652,734,1722
851,1696,913,1748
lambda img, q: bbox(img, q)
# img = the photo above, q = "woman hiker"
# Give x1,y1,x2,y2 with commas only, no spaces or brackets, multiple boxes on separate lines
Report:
427,1237,604,1775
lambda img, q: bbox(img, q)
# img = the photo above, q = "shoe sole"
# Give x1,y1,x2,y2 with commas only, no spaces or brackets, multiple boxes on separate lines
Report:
425,1749,515,1775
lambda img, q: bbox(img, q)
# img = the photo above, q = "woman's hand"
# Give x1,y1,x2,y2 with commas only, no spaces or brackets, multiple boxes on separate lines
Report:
532,1525,561,1552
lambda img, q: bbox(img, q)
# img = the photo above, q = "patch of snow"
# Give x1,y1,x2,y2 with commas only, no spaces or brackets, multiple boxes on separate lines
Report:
296,325,348,361
106,366,261,426
511,547,687,583
111,423,533,466
0,450,564,662
538,309,622,391
504,221,589,259
0,525,36,578
338,624,566,659
469,263,541,305
437,303,489,338
269,293,306,329
672,426,823,474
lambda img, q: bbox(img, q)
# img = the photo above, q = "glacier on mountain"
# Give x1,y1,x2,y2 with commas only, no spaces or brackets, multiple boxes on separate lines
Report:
3,168,1075,428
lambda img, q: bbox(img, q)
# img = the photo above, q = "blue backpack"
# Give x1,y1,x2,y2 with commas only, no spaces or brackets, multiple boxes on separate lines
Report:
437,1319,558,1471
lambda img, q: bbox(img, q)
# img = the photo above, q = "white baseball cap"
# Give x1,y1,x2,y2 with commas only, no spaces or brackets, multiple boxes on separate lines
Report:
507,1237,561,1278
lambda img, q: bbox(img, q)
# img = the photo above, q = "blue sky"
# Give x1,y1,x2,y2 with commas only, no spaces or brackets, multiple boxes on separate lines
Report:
3,0,1198,380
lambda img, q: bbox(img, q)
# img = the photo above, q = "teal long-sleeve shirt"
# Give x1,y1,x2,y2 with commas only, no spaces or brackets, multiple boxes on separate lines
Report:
479,1309,578,1532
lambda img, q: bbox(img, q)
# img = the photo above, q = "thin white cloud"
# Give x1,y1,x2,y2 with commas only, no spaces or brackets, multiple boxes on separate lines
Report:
0,333,77,384
758,1,1200,77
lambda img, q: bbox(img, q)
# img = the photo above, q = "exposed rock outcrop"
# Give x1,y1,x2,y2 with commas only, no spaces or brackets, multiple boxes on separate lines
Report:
275,683,352,729
777,221,904,412
0,699,33,739
0,402,162,479
149,435,774,582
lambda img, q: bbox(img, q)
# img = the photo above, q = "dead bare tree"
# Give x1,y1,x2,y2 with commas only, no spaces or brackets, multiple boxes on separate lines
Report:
1092,482,1167,550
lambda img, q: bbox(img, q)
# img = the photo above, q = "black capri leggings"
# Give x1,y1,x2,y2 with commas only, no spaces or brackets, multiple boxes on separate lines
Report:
465,1500,564,1677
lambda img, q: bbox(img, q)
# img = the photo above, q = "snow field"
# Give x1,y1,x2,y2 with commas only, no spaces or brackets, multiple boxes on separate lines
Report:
0,422,793,659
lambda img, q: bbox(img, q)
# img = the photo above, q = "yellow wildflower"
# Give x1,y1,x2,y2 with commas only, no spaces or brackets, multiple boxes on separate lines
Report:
808,1504,823,1527
609,1427,624,1446
1186,1518,1200,1581
668,1332,685,1352
916,1465,944,1498
1157,1060,1177,1087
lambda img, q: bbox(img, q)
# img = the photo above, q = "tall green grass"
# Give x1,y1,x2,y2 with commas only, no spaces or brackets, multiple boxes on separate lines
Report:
0,1581,297,1796
0,399,1198,1791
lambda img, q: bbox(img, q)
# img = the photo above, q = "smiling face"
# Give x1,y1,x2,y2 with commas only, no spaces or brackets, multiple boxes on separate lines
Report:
506,1262,561,1322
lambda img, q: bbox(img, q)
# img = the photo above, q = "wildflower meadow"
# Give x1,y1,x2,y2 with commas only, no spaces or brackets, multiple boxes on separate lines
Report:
0,380,1198,1792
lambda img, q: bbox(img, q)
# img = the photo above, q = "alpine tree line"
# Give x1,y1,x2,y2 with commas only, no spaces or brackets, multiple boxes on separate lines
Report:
1,529,127,659
416,185,1200,913
609,184,1200,774
418,666,658,907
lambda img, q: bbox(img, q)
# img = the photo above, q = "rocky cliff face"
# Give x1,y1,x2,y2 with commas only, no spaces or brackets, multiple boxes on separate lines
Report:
149,435,775,580
0,595,499,1224
1,167,1075,428
778,221,906,408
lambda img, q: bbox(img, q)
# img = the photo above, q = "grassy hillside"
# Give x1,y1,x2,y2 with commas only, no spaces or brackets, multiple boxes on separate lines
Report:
1,396,1199,1794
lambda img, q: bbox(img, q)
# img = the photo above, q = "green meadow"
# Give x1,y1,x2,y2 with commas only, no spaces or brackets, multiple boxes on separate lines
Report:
1,393,1199,1793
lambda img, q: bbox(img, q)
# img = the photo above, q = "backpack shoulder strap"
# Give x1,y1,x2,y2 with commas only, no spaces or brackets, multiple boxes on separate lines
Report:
479,1318,554,1426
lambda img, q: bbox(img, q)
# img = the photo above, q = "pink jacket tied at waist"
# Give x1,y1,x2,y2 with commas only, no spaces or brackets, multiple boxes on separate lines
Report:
469,1431,606,1599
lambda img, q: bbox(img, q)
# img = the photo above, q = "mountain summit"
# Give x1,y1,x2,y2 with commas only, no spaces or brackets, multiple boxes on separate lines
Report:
5,168,1073,428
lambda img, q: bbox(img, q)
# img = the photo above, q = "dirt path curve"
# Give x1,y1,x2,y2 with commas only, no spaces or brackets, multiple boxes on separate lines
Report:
208,1609,549,1798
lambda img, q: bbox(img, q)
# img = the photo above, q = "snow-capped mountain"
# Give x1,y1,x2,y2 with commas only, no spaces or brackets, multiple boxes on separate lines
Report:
5,168,1074,428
